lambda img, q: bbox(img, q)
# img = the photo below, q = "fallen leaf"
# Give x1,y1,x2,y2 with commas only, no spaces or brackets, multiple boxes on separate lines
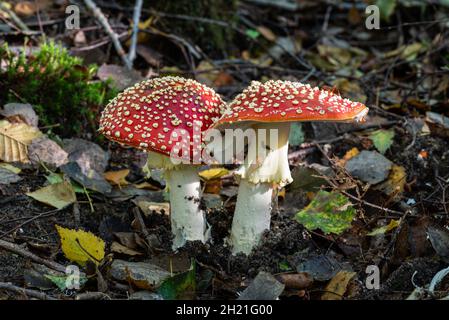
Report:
337,147,360,167
369,129,395,154
275,273,313,289
104,169,130,187
295,190,356,235
134,181,159,190
0,119,42,163
0,162,21,174
374,165,406,199
137,201,170,216
376,0,397,21
45,273,88,291
56,225,105,266
198,167,229,181
110,241,143,256
321,271,356,300
158,262,196,300
256,25,276,41
27,181,76,209
367,219,401,236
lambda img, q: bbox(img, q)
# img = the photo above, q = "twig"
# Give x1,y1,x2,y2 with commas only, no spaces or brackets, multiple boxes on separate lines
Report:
128,0,143,65
0,239,66,273
83,0,132,69
0,207,63,239
132,207,154,254
0,282,57,300
0,1,31,32
76,292,111,300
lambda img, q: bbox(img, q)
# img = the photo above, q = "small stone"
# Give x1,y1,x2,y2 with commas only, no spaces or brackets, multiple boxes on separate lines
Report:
110,259,171,289
238,271,285,300
28,136,68,169
345,150,392,184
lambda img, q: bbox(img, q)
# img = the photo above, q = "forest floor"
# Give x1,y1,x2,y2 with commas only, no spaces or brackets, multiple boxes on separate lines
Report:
0,0,449,300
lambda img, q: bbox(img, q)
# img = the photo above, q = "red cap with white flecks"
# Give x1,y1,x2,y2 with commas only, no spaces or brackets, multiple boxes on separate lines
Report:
215,80,368,126
99,76,225,161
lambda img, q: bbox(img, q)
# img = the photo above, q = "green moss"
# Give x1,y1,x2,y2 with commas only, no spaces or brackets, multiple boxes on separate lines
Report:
0,41,117,137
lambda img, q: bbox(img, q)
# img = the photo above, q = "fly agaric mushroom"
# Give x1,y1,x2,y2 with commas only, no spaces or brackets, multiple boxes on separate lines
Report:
98,76,225,249
215,80,369,255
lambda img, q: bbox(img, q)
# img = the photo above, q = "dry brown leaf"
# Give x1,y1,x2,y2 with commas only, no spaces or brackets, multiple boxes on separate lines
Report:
0,120,42,163
111,241,143,256
104,169,130,186
137,201,170,216
321,271,356,300
257,25,276,42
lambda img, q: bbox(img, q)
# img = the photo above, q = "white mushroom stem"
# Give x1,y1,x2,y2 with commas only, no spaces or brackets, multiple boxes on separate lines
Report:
165,167,207,249
230,123,292,255
144,152,207,250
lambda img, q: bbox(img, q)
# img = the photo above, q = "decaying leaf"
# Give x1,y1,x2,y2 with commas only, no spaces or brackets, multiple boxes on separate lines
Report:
367,219,401,236
199,167,229,181
369,129,395,154
45,273,88,291
295,190,356,235
0,162,21,174
26,181,76,209
374,165,406,199
56,225,105,266
137,201,170,216
0,119,42,163
321,270,356,300
157,262,196,300
110,241,143,256
104,169,130,187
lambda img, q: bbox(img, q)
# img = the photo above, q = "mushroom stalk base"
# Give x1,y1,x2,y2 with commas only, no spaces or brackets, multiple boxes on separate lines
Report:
230,179,273,255
165,167,207,250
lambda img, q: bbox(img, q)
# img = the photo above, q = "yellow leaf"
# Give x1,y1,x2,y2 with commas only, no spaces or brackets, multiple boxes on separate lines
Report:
134,181,159,190
0,162,21,174
56,225,105,266
367,219,401,236
0,120,42,163
104,169,130,186
199,167,229,181
26,181,76,209
126,16,154,45
338,147,360,167
322,271,356,300
374,165,406,199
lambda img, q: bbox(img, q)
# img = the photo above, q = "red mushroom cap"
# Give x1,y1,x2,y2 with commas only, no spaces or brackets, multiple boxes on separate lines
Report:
216,80,368,126
99,76,225,161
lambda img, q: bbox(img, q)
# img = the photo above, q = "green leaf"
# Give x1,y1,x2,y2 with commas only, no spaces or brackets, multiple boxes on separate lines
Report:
288,123,304,147
27,181,76,209
295,190,356,235
369,129,395,154
279,261,292,272
367,219,400,236
157,261,196,300
245,29,260,39
45,273,87,291
376,0,397,21
46,173,85,193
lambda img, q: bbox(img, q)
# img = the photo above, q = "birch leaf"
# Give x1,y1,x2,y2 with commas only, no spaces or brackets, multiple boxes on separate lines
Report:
0,120,42,163
56,225,105,266
27,181,76,209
